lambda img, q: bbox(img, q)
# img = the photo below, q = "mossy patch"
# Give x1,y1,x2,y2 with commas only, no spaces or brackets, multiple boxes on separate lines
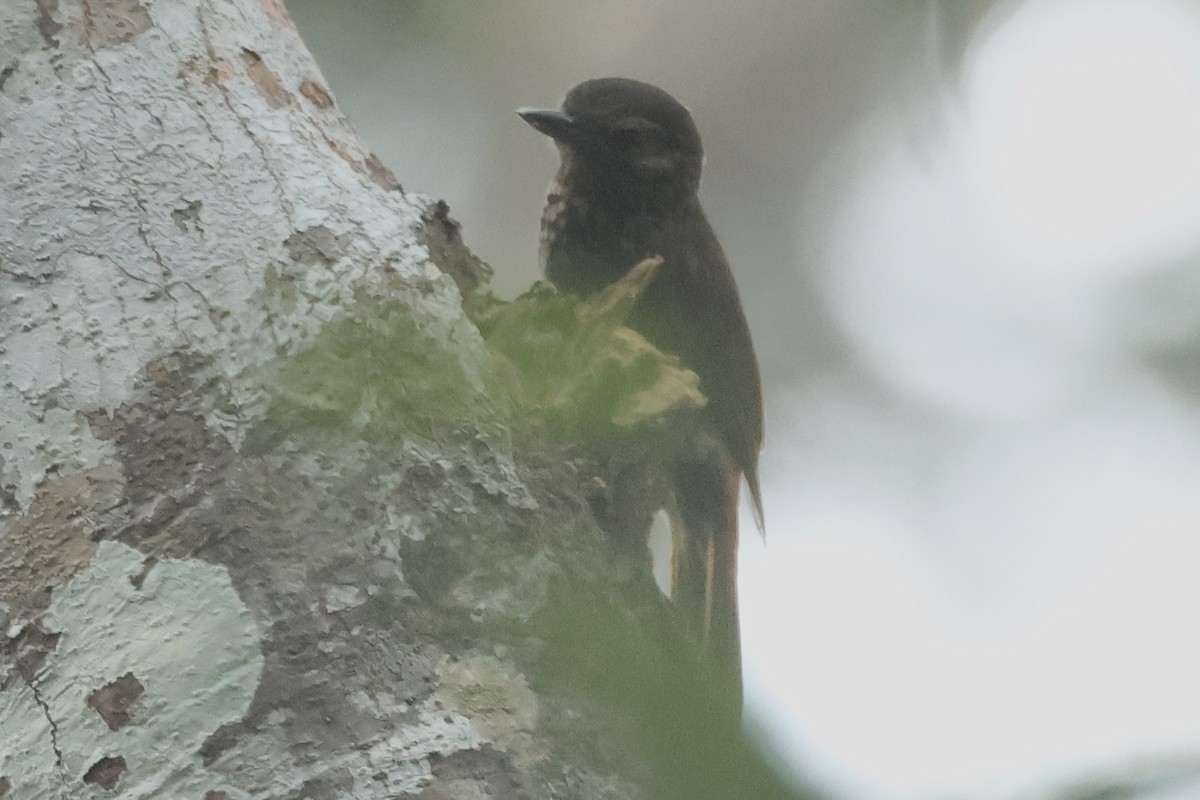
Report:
260,297,490,438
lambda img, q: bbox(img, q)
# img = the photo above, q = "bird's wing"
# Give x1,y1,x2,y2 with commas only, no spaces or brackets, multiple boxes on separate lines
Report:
672,214,765,532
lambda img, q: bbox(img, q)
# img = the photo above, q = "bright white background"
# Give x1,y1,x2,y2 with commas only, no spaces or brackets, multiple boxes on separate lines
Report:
743,1,1200,797
290,1,1200,797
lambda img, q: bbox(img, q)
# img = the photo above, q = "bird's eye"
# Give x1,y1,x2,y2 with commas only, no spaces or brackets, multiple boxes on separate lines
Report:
611,121,662,150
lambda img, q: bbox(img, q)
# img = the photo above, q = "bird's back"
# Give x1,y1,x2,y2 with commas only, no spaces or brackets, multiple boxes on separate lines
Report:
542,197,764,523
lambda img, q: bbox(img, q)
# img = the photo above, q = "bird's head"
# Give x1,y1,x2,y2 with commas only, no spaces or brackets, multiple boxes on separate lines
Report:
519,78,705,206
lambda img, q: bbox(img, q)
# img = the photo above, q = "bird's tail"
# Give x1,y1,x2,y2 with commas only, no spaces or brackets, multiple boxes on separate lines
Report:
745,461,765,537
670,448,743,710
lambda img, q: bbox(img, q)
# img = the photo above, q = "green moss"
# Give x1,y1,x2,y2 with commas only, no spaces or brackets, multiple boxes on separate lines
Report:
478,264,706,461
260,300,487,437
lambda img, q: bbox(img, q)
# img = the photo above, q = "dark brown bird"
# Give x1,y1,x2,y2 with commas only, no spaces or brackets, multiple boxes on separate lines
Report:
519,78,764,700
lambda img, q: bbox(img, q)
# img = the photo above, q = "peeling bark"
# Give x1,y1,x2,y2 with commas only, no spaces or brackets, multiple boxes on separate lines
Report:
0,1,810,799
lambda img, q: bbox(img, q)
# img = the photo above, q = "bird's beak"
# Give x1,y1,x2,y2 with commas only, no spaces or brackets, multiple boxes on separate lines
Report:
517,107,577,143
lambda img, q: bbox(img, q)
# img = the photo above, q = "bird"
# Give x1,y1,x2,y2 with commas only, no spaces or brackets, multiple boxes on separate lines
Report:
518,78,764,702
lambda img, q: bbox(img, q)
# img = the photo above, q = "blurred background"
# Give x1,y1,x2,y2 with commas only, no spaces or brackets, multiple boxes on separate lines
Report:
286,2,1200,798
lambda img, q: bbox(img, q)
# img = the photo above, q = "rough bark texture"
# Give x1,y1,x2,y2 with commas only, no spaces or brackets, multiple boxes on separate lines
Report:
0,2,808,799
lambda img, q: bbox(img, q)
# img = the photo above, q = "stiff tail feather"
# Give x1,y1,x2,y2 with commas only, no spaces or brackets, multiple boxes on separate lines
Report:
670,447,743,710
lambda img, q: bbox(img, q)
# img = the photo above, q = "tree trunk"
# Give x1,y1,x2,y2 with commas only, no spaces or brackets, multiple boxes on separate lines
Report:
0,2,810,798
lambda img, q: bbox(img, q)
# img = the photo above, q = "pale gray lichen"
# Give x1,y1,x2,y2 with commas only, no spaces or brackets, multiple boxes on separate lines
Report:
0,540,263,799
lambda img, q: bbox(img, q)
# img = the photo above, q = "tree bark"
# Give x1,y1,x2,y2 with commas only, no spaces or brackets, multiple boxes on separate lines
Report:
0,2,811,799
